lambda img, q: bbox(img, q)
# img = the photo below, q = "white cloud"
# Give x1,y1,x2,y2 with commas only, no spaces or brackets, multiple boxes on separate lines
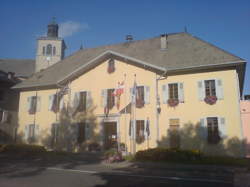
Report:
59,21,89,38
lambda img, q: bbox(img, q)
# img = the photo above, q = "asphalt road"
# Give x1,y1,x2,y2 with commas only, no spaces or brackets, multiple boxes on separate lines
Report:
0,153,234,187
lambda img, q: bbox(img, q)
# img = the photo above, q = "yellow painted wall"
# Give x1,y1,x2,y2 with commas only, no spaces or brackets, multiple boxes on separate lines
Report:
17,59,243,156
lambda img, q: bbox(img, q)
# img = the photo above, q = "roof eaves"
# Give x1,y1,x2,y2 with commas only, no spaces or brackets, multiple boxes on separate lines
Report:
166,60,246,73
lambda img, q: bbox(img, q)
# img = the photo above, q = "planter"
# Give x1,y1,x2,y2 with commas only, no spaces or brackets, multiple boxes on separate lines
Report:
167,99,179,107
204,96,217,105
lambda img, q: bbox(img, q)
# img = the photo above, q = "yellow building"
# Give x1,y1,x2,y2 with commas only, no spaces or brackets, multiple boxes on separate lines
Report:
14,31,246,157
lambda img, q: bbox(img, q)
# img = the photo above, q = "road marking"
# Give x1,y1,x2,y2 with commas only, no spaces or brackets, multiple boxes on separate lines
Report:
47,167,232,184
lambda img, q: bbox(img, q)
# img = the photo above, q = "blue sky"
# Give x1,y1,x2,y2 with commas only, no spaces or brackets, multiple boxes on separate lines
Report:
0,0,249,94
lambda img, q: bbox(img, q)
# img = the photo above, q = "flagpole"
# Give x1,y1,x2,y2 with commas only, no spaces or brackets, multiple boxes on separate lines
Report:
133,74,136,154
124,73,127,153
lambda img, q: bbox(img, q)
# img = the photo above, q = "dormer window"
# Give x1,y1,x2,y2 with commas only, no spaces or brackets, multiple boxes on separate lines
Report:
46,44,52,56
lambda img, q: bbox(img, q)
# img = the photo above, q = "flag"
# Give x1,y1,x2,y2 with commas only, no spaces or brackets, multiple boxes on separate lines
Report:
131,80,137,105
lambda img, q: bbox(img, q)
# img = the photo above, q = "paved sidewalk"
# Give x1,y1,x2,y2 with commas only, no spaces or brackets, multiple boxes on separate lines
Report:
234,173,250,187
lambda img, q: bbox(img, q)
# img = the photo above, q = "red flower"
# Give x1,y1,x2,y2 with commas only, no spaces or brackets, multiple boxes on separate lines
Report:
204,96,217,105
168,99,179,107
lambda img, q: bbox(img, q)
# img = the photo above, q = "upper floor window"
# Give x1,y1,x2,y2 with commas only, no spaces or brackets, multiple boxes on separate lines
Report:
168,83,178,100
198,79,223,102
162,83,184,105
107,89,115,110
27,96,41,114
46,44,52,56
73,91,91,115
101,89,115,110
130,86,150,108
205,80,216,97
136,86,145,108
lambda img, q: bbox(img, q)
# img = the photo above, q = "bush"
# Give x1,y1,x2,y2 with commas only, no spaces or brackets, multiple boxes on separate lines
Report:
0,144,46,154
135,148,202,162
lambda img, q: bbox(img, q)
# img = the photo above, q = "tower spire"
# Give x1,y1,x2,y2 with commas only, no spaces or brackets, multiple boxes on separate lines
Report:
47,17,59,38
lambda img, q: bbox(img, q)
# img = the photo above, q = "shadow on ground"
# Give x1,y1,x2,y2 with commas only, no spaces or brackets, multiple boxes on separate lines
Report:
0,151,103,178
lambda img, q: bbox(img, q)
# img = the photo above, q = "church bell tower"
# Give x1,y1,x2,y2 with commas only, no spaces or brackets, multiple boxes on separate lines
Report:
35,18,66,72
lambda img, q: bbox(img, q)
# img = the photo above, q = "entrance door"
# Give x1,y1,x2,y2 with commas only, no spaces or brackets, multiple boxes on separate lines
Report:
104,122,117,150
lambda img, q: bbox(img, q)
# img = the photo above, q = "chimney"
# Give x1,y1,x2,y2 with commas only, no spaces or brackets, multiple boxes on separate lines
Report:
160,34,168,50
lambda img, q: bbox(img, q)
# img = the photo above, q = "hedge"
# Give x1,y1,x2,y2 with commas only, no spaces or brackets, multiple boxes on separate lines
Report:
0,144,46,154
135,147,202,162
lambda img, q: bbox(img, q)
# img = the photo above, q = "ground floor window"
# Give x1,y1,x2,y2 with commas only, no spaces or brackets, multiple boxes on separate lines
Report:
169,119,180,149
136,120,145,144
207,117,220,144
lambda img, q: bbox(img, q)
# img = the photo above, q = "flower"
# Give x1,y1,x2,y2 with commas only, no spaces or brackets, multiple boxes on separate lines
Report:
168,99,179,107
204,95,217,105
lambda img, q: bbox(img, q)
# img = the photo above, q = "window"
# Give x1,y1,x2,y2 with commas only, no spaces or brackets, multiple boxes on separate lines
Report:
77,92,87,112
28,96,37,114
53,46,56,56
77,122,86,144
28,124,35,139
136,86,144,108
107,89,115,109
169,119,180,148
168,83,178,100
207,117,220,144
51,123,58,147
136,120,145,144
42,46,45,55
46,44,52,56
205,80,216,97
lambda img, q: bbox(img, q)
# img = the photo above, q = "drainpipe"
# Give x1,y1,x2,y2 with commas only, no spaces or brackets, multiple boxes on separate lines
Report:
155,69,167,143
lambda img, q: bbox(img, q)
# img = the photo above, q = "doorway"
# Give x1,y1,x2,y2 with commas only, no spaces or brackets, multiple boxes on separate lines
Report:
104,122,117,150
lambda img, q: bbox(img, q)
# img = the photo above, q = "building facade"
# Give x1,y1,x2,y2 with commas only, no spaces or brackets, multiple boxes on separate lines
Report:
240,99,250,157
14,32,246,157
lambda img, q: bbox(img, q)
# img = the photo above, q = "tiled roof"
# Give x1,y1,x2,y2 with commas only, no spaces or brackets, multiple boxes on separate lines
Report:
13,32,245,89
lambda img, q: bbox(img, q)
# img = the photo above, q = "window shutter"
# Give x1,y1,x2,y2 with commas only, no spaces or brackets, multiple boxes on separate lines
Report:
73,92,80,108
86,91,92,108
48,95,53,111
35,124,39,139
200,118,208,140
219,117,226,138
24,125,29,140
178,83,184,103
27,97,32,112
198,81,205,101
216,79,224,100
144,86,150,104
59,97,64,110
101,89,107,107
36,96,41,112
144,119,150,139
162,84,168,104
